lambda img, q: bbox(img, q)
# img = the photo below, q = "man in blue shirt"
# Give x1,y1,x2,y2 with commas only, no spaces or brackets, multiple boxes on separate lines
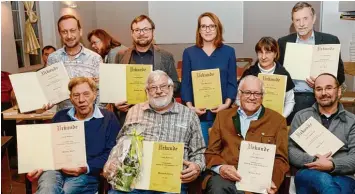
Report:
27,77,120,194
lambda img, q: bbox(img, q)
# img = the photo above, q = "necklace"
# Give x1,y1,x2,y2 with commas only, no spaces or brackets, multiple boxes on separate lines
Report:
65,46,82,56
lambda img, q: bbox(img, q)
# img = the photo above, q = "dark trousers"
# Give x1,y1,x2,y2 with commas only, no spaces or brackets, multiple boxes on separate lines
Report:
287,92,316,125
206,174,244,194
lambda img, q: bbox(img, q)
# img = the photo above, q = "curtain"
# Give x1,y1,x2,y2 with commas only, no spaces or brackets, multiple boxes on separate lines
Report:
24,1,40,55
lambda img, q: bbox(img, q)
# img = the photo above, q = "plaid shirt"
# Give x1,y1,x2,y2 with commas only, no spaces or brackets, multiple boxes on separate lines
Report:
47,44,103,111
118,101,206,170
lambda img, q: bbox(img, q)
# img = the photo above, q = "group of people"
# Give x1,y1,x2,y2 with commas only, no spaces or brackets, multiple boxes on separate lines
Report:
15,1,354,194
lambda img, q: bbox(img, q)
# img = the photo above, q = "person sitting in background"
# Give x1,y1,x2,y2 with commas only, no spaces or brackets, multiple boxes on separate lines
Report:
203,75,289,194
26,77,120,194
41,45,56,67
88,29,127,63
239,37,295,124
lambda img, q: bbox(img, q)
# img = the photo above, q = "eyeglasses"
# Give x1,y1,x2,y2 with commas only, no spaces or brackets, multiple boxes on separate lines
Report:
148,84,171,93
91,40,101,46
200,24,217,31
132,28,153,34
239,90,263,99
314,86,338,94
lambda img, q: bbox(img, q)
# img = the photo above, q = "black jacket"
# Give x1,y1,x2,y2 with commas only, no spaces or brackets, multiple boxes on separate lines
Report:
277,31,345,84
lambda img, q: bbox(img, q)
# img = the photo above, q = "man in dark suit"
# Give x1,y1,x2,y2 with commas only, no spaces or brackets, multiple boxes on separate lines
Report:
278,2,345,124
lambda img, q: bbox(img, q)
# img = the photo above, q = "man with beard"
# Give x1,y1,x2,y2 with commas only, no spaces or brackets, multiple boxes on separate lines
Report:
45,15,103,111
106,70,205,194
289,73,355,193
114,15,180,125
277,2,345,124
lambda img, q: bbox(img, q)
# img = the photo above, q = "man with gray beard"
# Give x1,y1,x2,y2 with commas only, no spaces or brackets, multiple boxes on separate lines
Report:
107,70,205,194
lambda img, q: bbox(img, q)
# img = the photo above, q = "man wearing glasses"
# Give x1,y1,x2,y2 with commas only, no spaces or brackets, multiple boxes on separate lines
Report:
289,73,355,193
106,70,205,194
204,75,289,194
114,15,180,124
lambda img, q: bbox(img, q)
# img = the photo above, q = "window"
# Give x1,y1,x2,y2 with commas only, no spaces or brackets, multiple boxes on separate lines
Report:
11,1,42,72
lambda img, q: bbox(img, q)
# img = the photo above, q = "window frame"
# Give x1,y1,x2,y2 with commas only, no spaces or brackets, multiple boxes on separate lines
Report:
11,1,44,73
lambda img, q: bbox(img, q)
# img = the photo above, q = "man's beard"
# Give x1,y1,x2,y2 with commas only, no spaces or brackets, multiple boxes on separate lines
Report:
134,37,153,47
149,93,173,109
318,94,338,107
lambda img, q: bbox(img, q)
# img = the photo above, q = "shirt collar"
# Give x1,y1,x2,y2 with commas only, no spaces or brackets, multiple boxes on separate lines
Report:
141,99,179,114
237,106,262,119
296,30,315,43
258,62,276,74
60,43,86,58
67,105,104,121
132,45,154,54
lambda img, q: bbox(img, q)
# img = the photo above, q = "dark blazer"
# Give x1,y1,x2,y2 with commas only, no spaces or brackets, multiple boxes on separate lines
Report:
277,31,345,84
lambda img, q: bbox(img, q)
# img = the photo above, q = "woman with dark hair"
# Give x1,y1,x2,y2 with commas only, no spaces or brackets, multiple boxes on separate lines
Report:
88,29,126,63
181,12,237,145
239,36,295,123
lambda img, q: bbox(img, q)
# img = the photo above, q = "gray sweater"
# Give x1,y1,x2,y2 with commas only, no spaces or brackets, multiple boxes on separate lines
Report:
289,103,355,179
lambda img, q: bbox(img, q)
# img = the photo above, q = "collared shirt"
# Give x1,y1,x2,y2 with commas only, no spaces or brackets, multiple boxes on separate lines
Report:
118,101,206,170
131,46,154,65
47,44,103,111
66,105,104,174
67,105,104,121
319,109,339,129
294,31,315,93
212,106,262,174
237,106,262,139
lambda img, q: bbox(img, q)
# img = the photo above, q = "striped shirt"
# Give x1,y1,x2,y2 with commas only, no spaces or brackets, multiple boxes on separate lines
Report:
47,44,103,111
118,101,206,170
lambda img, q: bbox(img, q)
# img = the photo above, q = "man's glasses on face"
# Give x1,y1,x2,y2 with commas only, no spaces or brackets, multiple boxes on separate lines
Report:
132,28,153,34
239,90,263,99
200,24,217,32
148,84,171,93
314,86,338,94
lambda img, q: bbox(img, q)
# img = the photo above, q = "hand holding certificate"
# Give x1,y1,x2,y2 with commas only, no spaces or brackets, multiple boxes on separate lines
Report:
236,141,276,194
284,43,340,80
99,64,152,104
9,62,70,113
17,121,87,174
258,74,287,115
290,116,344,156
191,69,222,109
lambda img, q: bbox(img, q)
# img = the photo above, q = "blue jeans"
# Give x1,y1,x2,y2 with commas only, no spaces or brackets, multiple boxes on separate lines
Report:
200,121,214,146
108,184,188,194
295,169,355,194
36,170,99,194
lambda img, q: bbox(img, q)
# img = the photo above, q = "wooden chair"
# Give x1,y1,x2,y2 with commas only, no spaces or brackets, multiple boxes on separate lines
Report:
176,61,182,81
236,58,253,80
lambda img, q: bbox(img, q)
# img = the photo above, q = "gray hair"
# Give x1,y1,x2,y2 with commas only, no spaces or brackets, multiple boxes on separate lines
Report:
235,75,265,105
145,70,174,89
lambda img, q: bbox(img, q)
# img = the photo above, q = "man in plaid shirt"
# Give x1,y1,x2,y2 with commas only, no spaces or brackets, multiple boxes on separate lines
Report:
108,70,206,194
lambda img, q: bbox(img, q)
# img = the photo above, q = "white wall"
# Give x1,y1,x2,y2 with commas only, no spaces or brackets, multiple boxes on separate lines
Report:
321,1,355,91
1,2,19,73
39,2,57,47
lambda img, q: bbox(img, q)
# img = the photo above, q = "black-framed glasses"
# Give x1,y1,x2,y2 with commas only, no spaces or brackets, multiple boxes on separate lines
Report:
148,84,171,93
200,24,217,31
132,28,153,34
239,90,263,99
314,86,338,94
